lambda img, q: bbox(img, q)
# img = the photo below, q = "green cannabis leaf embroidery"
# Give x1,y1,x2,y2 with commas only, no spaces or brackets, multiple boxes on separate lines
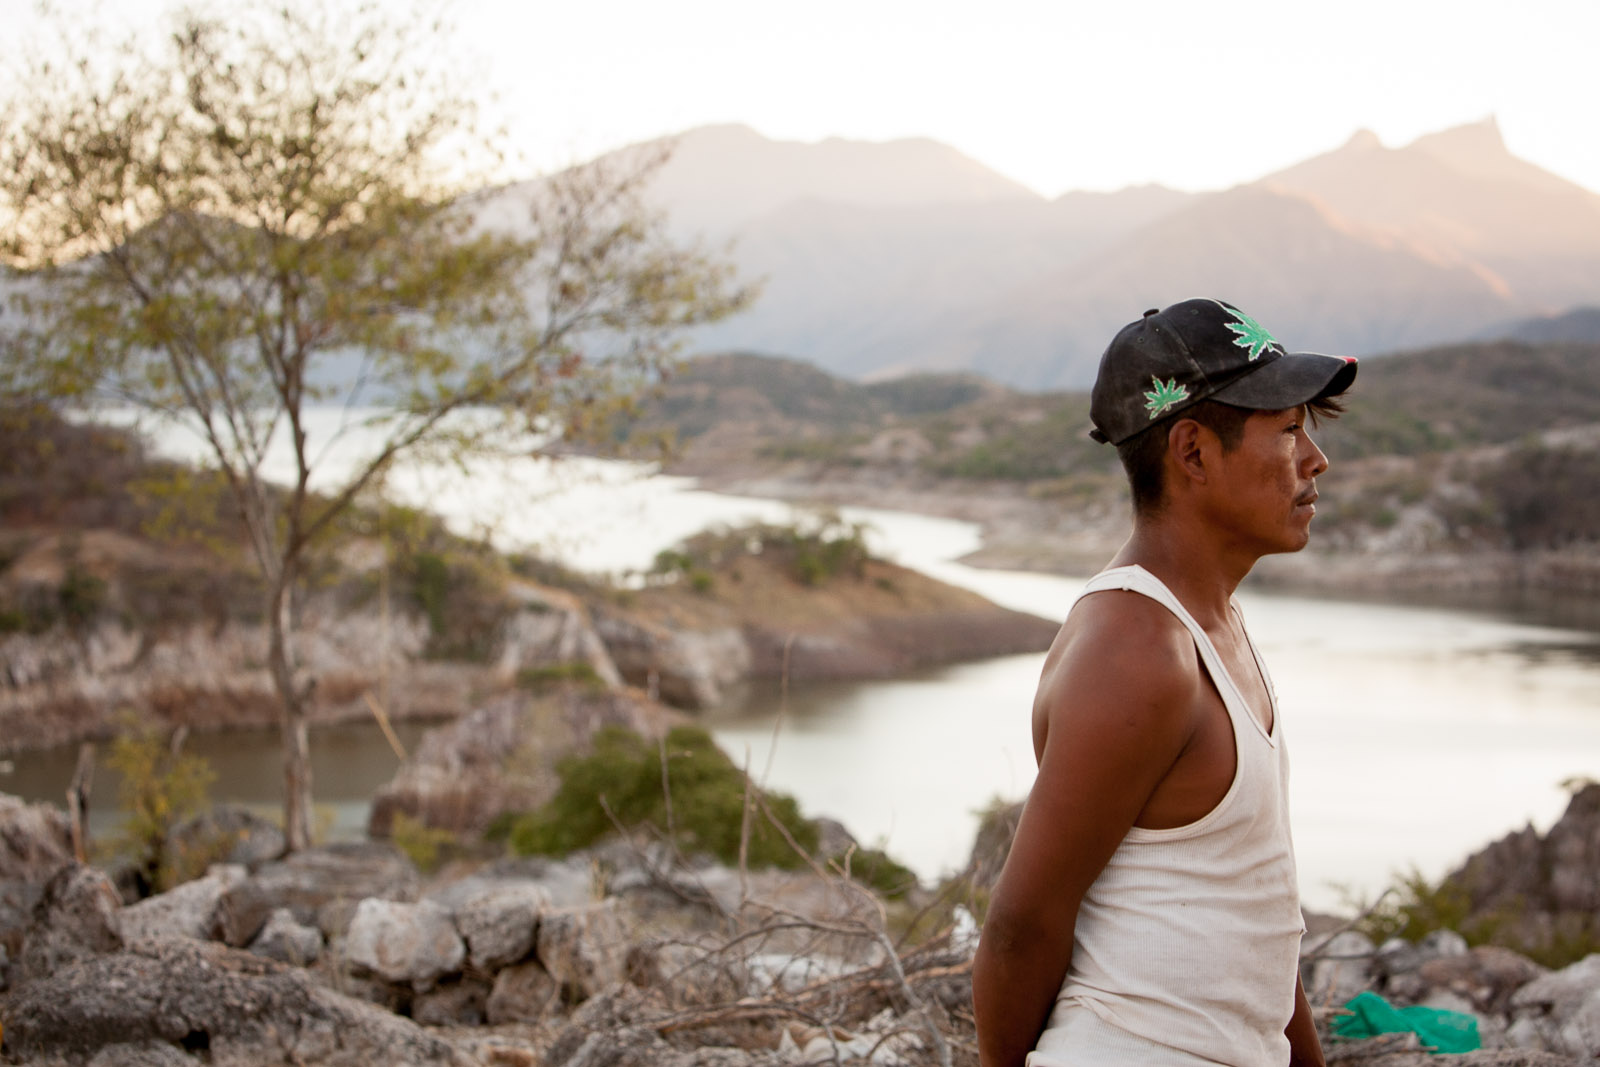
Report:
1143,376,1190,419
1224,307,1280,361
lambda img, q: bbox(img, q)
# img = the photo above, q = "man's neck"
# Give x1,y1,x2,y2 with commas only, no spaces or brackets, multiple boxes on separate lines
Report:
1109,519,1258,629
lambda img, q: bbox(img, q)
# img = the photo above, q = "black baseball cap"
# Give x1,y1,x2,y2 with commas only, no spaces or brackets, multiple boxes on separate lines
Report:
1088,298,1358,445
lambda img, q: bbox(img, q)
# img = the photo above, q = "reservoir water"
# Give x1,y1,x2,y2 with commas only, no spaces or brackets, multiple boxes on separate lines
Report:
11,411,1600,912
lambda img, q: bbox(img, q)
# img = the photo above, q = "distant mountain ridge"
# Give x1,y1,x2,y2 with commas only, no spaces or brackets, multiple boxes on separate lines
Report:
481,118,1600,390
1483,305,1600,344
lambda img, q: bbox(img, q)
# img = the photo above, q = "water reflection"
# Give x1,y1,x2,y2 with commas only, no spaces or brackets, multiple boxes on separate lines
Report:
12,430,1599,912
4,720,437,845
707,553,1600,913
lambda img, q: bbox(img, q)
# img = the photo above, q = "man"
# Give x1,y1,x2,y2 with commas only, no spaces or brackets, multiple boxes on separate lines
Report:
972,299,1356,1067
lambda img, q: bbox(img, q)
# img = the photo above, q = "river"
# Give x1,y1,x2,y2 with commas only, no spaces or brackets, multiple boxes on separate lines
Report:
11,410,1600,912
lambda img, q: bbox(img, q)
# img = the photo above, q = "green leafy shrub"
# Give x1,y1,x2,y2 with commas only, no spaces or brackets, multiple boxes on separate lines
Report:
1485,444,1600,550
403,549,512,662
389,812,457,874
652,515,875,589
0,585,60,635
1354,867,1476,946
57,565,107,625
1351,865,1600,969
410,551,452,634
516,661,606,692
838,845,918,901
105,714,217,895
504,725,819,869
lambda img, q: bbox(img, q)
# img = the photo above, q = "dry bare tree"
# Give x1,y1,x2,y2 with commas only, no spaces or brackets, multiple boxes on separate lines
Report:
0,2,749,850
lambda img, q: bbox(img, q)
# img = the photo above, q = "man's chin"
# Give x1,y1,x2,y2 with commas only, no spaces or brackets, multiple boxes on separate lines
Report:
1264,528,1314,556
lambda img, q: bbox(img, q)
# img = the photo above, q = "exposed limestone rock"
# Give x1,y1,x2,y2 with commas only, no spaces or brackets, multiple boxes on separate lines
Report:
427,862,594,913
541,988,776,1067
216,842,419,946
623,938,748,1002
120,864,247,942
0,792,74,945
18,863,123,983
738,605,1056,684
2,936,468,1066
543,1027,676,1067
343,898,465,990
1508,954,1600,1058
0,580,621,754
1308,930,1377,1006
0,792,74,882
1329,1051,1582,1066
170,805,285,867
447,879,547,971
1448,784,1600,953
412,975,492,1027
1416,945,1549,1015
84,1042,201,1066
248,907,323,966
366,688,678,838
492,857,602,910
1542,788,1600,913
485,960,562,1025
495,587,623,690
591,612,749,710
536,901,627,1001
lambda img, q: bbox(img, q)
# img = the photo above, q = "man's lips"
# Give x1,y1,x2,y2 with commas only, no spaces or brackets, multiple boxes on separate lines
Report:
1295,491,1319,509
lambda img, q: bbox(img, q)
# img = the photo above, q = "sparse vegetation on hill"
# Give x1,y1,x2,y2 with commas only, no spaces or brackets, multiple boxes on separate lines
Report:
653,515,872,589
499,723,820,870
1313,341,1600,460
641,342,1600,480
621,352,1116,483
626,345,1600,590
0,406,529,650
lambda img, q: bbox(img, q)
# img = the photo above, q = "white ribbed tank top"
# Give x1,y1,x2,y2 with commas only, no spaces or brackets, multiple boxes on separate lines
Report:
1028,565,1304,1067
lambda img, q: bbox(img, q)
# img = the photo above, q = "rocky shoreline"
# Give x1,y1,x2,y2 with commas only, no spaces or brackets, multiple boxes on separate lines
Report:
0,539,1055,756
4,784,1600,1065
680,463,1600,600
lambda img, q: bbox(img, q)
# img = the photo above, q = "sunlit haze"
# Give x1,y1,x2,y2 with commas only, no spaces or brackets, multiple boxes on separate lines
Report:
13,0,1600,196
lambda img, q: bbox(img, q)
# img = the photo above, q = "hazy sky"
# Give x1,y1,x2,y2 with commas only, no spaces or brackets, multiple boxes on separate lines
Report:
14,0,1600,196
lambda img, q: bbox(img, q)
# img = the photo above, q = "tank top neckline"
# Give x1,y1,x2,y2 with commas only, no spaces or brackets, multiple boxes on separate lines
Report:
1083,563,1279,747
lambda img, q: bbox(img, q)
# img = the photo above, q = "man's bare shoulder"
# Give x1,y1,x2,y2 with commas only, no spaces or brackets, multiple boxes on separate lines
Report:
1032,588,1202,755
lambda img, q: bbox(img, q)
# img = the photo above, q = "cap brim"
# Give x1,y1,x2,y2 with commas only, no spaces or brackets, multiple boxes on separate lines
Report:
1209,351,1357,411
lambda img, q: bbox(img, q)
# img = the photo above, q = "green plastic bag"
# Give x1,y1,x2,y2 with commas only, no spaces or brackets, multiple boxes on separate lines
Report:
1332,991,1481,1054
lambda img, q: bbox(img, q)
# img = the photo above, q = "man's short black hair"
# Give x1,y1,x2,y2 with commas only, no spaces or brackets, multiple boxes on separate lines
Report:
1116,396,1345,516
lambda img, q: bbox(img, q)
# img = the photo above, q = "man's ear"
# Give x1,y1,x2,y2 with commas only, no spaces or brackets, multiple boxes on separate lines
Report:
1169,418,1208,487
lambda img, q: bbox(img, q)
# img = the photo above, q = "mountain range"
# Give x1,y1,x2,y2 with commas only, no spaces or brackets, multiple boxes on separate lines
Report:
484,118,1600,389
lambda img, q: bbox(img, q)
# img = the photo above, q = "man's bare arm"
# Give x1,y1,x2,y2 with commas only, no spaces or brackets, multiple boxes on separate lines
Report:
1286,973,1325,1067
972,594,1200,1067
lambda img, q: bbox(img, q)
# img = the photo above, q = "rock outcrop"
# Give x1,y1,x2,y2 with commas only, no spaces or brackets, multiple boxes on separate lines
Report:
365,687,680,838
448,879,548,971
120,863,248,942
593,611,749,710
248,907,323,965
7,804,1600,1066
0,578,622,755
344,898,466,990
216,841,420,946
3,936,469,1067
0,793,75,954
1445,783,1600,958
1507,954,1600,1058
17,863,124,985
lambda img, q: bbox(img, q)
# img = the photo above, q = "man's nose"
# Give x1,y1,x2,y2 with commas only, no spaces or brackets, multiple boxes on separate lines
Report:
1303,435,1329,478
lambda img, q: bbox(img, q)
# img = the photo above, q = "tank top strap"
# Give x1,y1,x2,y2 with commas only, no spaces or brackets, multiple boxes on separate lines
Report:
1074,565,1255,736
